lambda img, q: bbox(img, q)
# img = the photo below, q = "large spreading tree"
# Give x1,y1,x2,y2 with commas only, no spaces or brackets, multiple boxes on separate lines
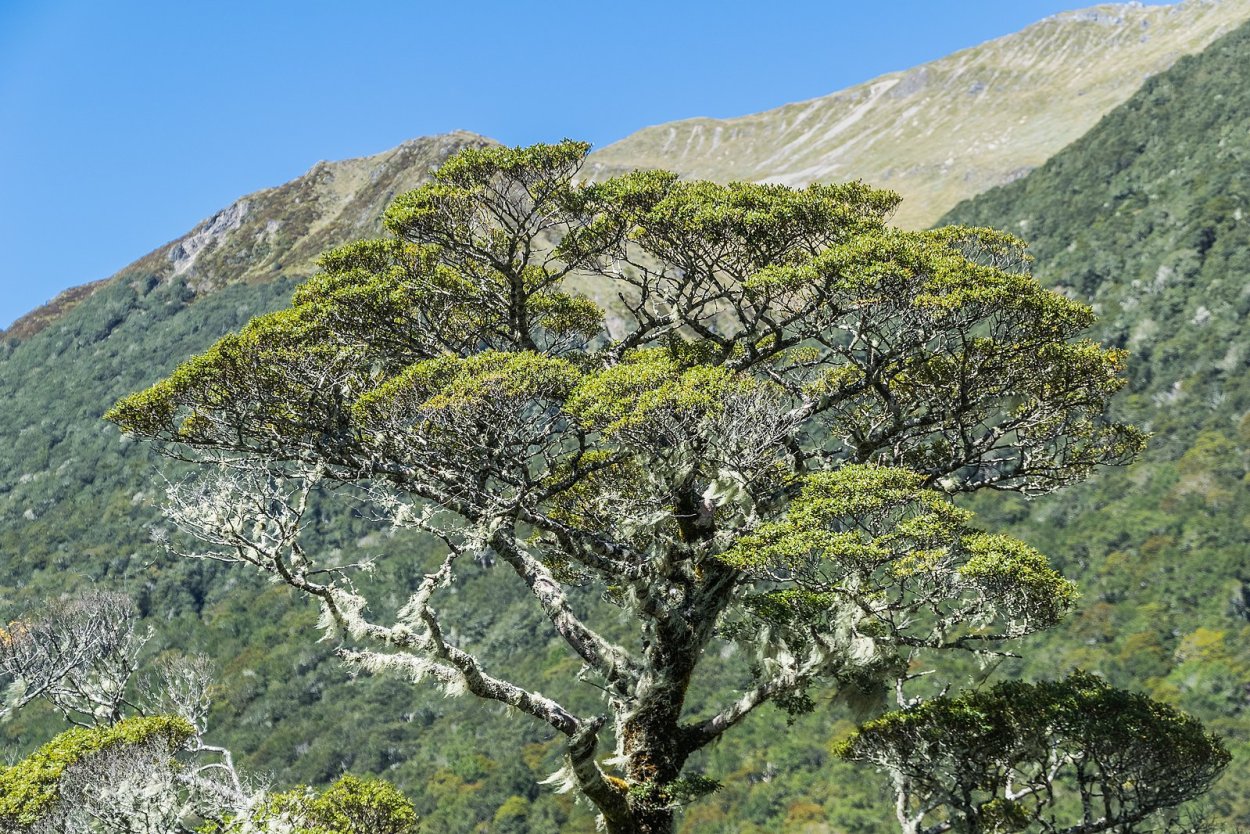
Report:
108,141,1225,834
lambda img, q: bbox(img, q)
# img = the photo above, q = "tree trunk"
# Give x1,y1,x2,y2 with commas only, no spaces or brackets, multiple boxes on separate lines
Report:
605,807,676,834
597,485,740,834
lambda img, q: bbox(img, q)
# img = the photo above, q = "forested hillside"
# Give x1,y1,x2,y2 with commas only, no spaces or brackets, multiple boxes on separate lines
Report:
3,12,1250,834
944,18,1250,823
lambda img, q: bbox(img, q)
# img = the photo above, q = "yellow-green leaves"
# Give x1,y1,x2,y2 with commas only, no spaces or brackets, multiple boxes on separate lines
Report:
223,774,419,834
0,716,193,829
719,464,964,573
357,351,580,425
627,179,899,268
106,305,347,445
566,348,770,437
719,463,1076,637
433,140,591,191
527,292,604,341
960,532,1078,629
378,141,609,354
384,139,591,258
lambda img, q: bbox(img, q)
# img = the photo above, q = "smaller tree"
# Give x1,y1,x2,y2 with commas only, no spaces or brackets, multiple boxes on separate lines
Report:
0,593,417,834
0,593,247,833
836,673,1230,834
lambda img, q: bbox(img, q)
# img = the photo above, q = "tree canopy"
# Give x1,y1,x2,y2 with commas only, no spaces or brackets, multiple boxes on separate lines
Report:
106,140,1216,834
837,672,1228,834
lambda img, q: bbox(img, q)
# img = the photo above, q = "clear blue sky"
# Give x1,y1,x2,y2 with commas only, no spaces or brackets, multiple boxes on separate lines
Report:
0,0,1172,329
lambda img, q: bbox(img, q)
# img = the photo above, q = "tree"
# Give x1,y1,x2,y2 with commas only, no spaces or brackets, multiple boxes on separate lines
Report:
107,140,1200,834
836,672,1228,834
0,715,196,834
0,592,421,834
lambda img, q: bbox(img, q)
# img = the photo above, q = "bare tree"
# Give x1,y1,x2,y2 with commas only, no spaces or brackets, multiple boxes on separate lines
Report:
1,591,145,725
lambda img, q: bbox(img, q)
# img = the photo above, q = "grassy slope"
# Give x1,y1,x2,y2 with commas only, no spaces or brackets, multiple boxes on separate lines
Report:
587,0,1250,229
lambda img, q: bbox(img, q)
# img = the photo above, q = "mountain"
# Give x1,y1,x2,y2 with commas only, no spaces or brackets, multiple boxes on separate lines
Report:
10,2,1246,346
1,131,495,342
587,0,1250,228
11,2,1244,346
942,17,1250,822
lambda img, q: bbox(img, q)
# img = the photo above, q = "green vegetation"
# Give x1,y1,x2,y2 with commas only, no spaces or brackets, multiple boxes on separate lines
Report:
942,17,1250,825
837,673,1229,833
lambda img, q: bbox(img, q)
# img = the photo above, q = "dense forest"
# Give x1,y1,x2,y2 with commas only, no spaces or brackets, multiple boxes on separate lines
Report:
945,19,1250,823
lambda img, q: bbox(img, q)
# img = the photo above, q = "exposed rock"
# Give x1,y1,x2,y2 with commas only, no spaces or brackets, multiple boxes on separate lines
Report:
168,199,249,278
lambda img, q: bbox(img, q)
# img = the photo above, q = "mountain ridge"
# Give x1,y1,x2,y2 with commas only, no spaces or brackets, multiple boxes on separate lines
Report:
587,0,1250,227
8,1,1247,344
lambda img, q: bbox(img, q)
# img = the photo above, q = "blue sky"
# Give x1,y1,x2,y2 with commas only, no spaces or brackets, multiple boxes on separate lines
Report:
0,0,1173,329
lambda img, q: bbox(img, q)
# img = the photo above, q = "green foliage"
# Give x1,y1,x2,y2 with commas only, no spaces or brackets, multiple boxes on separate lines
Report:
209,774,418,834
942,18,1250,824
837,673,1229,833
720,464,1077,639
627,775,721,812
0,715,193,829
565,349,768,438
358,350,581,425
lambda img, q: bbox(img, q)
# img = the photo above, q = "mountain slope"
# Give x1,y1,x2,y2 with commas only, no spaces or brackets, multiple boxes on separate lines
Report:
2,131,495,342
943,18,1250,822
588,0,1250,228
